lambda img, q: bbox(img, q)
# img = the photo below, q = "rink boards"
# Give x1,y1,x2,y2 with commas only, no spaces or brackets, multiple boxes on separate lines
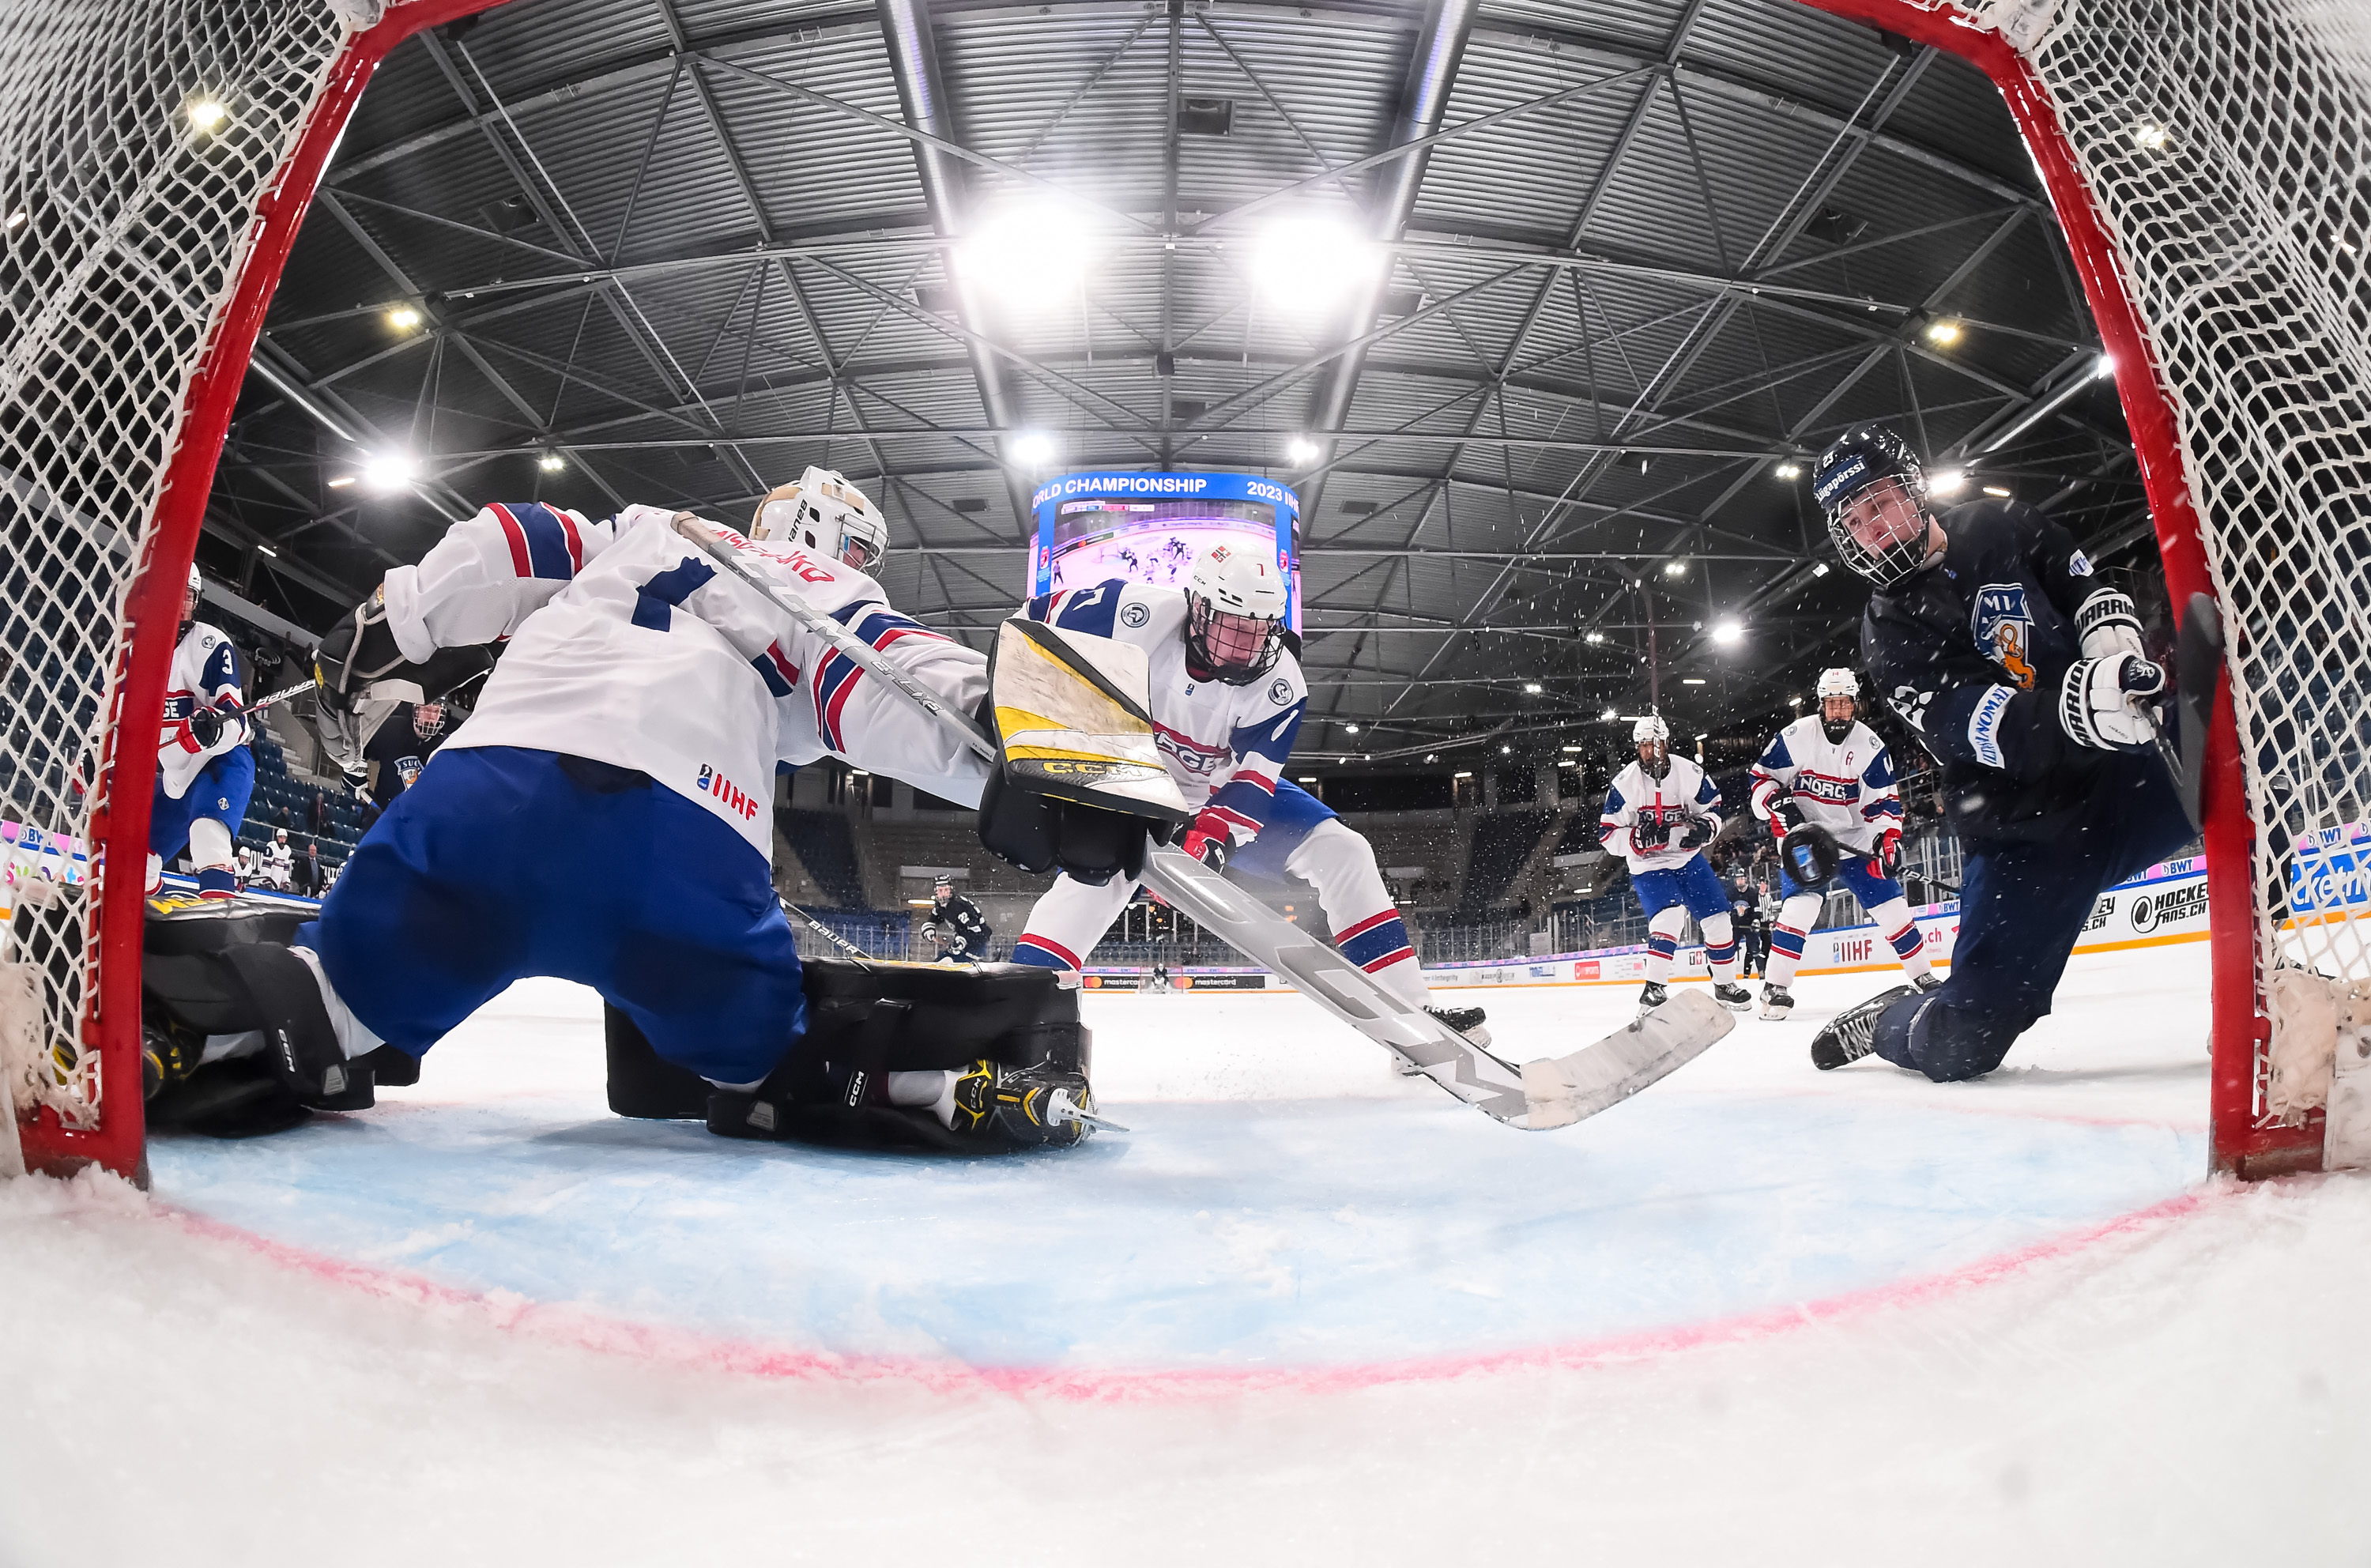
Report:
1086,856,2215,994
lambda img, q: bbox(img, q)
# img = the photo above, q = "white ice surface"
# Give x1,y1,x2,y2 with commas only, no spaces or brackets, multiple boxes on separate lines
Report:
4,943,2366,1565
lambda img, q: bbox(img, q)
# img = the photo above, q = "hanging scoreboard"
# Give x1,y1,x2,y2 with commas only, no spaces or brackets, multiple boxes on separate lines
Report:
1029,471,1301,631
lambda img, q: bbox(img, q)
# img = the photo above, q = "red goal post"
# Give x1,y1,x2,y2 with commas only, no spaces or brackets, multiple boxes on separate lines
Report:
4,0,2361,1180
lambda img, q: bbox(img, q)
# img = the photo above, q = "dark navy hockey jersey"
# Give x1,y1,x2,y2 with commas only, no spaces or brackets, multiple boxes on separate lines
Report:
1860,499,2113,843
929,892,993,959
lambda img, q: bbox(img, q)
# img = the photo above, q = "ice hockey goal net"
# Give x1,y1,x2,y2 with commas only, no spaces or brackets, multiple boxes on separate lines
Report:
3,0,2365,1180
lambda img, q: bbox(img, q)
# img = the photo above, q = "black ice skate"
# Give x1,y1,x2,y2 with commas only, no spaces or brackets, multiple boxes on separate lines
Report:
1809,984,1913,1071
1712,982,1754,1012
949,1058,1119,1146
1758,983,1795,1021
1424,1004,1490,1044
1636,980,1668,1019
1913,971,1944,994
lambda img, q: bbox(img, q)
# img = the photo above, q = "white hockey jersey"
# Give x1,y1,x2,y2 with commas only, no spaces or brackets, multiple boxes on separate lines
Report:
1747,716,1902,853
157,620,247,800
1598,754,1724,875
1021,579,1306,847
378,500,989,858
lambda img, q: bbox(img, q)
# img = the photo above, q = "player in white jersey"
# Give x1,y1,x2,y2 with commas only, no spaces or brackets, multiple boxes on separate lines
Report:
1747,668,1937,1019
223,473,1072,1141
1600,715,1752,1016
147,566,254,900
1007,545,1487,1038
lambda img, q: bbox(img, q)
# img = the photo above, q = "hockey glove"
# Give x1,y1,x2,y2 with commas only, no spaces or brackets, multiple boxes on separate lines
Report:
1766,796,1806,840
1872,827,1903,880
2059,654,2165,751
2075,587,2147,662
1630,816,1672,852
1782,822,1841,887
186,703,243,752
1180,810,1231,872
1677,816,1713,851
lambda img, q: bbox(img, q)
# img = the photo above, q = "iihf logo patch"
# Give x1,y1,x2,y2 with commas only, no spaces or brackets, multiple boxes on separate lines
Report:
1121,602,1150,628
1970,582,2037,690
1268,677,1293,707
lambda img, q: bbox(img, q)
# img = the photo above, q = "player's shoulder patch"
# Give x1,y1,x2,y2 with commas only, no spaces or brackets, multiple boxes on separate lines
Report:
1120,600,1152,629
1970,581,2037,691
1266,675,1293,707
2067,548,2094,578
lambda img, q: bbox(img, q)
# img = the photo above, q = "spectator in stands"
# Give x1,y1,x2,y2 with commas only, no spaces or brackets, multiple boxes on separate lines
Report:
308,786,329,835
293,839,324,899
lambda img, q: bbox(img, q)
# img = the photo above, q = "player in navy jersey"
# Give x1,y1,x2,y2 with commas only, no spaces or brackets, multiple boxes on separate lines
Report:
1807,425,2192,1079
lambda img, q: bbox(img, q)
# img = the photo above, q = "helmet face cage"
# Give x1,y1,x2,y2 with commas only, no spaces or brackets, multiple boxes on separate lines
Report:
1814,425,1934,587
1816,667,1857,739
1185,594,1283,684
1632,714,1671,779
414,702,445,737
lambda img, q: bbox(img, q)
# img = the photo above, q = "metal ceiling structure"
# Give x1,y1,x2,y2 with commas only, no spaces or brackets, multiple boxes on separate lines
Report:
202,0,2143,770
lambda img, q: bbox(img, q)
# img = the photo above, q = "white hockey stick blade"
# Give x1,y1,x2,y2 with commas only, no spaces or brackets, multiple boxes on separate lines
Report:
1518,989,1733,1131
1140,846,1574,1127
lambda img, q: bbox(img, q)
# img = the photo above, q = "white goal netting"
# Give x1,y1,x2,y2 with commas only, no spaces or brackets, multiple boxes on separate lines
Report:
2,0,349,1167
1994,0,2371,1148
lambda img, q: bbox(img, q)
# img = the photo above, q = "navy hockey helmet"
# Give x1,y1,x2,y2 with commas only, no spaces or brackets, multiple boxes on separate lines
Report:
1812,424,1935,587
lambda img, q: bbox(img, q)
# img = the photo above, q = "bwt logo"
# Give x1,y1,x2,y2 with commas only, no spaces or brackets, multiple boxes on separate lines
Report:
695,763,762,820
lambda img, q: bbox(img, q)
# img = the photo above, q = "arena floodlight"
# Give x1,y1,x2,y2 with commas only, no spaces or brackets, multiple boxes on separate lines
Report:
1929,468,1968,496
359,450,417,492
187,97,228,134
1924,318,1964,346
1344,723,1360,733
1663,559,1688,576
1711,620,1743,645
1600,707,1617,721
1424,754,1438,763
1811,562,1830,577
956,201,1095,312
1499,744,1513,755
1008,431,1056,466
1682,677,1706,685
2094,353,2117,379
1250,213,1382,316
1286,435,1320,464
1585,631,1605,644
1982,484,2012,499
1774,462,1802,479
537,450,565,473
385,305,422,331
1523,681,1543,694
326,474,355,489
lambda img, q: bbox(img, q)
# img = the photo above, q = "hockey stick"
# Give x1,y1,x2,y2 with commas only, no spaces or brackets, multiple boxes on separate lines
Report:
778,894,875,968
669,514,1732,1129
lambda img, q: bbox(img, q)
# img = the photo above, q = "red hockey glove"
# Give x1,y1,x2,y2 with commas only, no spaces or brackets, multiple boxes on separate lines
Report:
1180,810,1231,872
1767,796,1805,842
1870,828,1902,880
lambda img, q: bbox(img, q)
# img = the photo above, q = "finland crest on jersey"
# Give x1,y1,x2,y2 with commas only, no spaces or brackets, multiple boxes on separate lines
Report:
1970,582,2037,691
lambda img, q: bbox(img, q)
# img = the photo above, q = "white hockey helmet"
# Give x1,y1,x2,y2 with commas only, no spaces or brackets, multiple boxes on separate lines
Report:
1632,713,1671,778
751,466,888,573
184,564,203,620
1184,542,1288,684
1816,667,1859,741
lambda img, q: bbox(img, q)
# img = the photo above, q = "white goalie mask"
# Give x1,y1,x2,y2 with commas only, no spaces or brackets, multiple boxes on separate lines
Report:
751,466,888,574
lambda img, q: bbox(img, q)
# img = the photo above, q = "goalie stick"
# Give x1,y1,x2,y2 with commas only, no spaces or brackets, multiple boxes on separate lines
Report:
669,514,1732,1130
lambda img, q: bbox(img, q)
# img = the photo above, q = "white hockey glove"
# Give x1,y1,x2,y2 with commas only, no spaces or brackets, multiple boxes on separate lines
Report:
2058,654,2165,751
2074,587,2146,662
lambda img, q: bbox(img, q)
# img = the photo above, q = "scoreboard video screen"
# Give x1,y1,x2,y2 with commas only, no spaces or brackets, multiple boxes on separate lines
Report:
1029,471,1301,631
